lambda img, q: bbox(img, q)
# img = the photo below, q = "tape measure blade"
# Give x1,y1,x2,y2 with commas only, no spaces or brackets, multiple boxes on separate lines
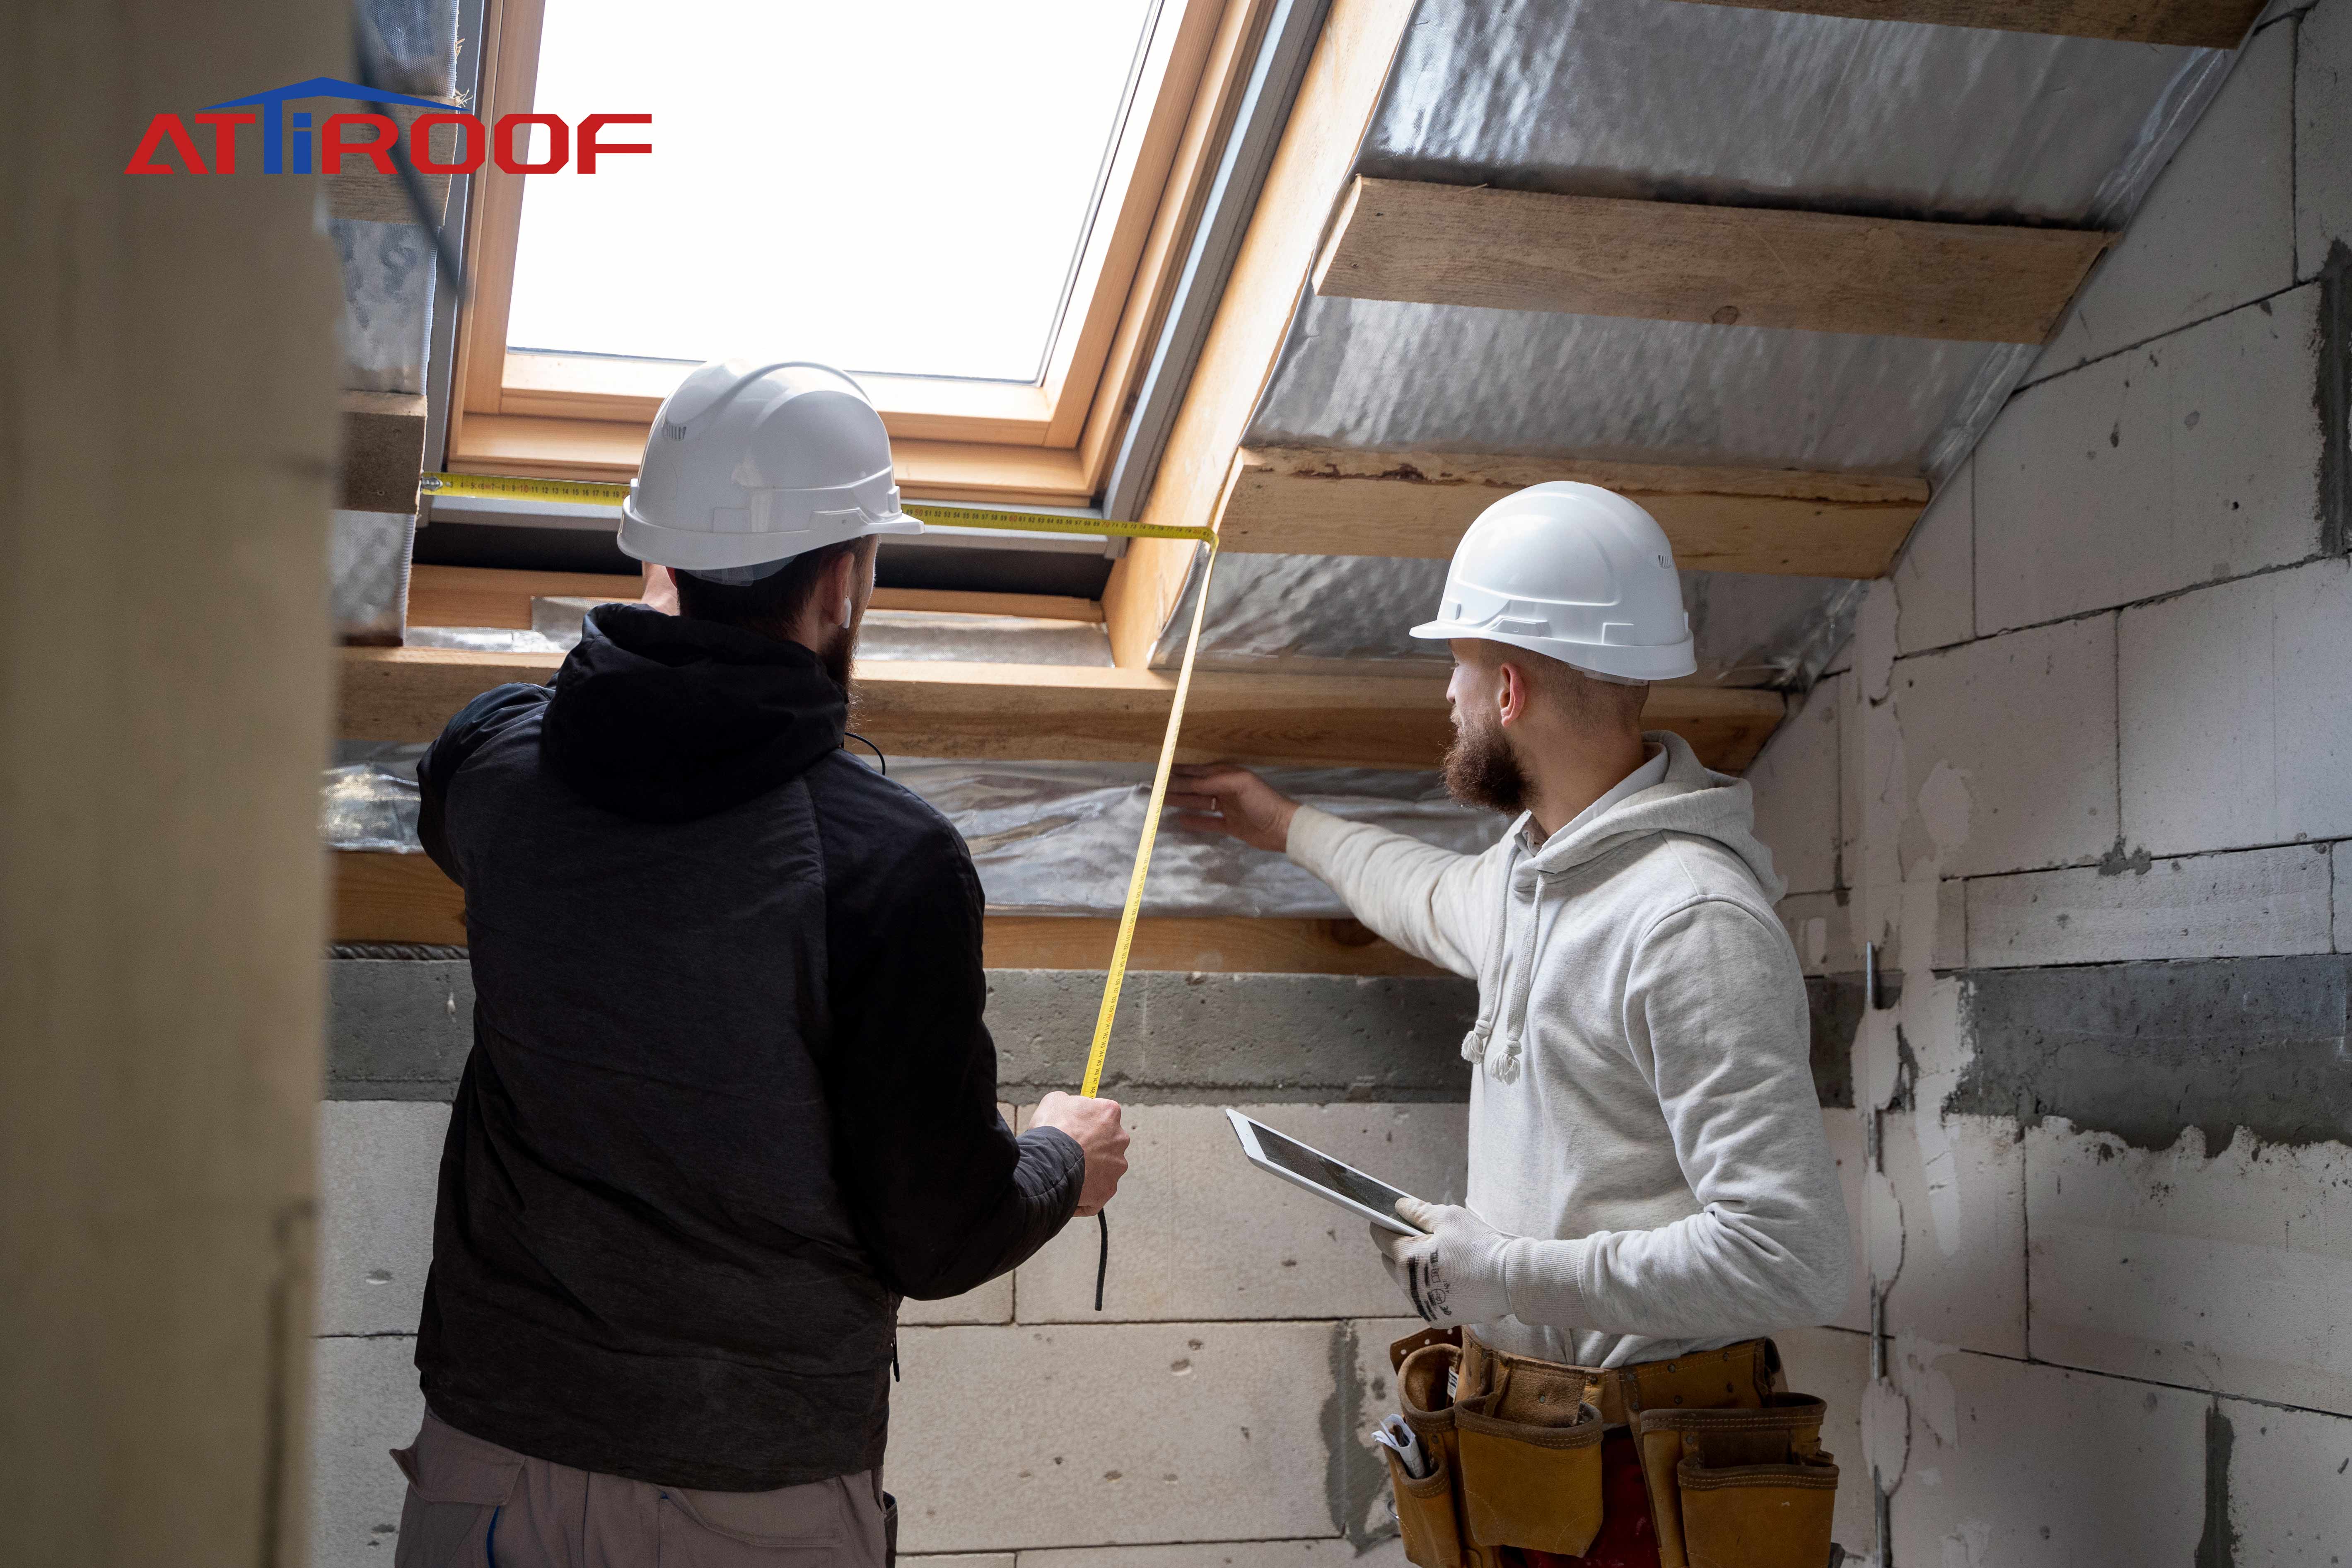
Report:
1079,541,1217,1099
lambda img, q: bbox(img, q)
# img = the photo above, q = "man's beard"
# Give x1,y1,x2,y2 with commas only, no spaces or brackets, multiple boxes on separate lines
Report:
1442,708,1530,815
818,618,856,697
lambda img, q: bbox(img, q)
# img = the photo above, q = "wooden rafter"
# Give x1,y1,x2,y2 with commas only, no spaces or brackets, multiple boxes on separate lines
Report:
1314,179,2113,345
338,646,1785,771
1221,447,1928,578
340,391,427,513
1667,0,2263,48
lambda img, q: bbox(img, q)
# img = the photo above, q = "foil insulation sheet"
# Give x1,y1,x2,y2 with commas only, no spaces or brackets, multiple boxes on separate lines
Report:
321,744,1503,919
1150,550,1864,691
1251,0,2227,478
1360,0,2224,226
1192,0,2232,692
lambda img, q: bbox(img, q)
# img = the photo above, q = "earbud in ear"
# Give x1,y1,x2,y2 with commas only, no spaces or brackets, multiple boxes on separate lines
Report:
841,595,853,629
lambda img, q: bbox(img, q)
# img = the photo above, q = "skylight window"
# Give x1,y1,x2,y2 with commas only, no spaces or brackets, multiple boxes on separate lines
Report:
507,0,1157,385
446,0,1241,507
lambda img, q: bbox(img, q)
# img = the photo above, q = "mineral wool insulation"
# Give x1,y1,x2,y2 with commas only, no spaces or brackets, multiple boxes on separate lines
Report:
1150,0,2234,680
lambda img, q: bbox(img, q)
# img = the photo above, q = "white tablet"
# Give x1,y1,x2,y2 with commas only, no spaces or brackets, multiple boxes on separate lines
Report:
1225,1109,1429,1236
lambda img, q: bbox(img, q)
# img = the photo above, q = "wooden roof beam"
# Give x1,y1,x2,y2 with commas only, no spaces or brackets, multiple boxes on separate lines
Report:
339,646,1786,773
1221,446,1929,577
1314,178,2113,345
1666,0,2263,48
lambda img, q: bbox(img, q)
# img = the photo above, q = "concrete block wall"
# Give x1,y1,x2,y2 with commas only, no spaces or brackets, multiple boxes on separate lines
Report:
1740,2,2352,1555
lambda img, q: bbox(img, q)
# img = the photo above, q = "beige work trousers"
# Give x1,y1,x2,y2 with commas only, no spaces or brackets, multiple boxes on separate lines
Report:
391,1410,891,1567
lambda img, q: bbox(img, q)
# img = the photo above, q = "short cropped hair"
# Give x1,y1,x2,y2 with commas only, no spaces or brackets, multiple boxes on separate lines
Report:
1459,639,1649,730
672,537,874,638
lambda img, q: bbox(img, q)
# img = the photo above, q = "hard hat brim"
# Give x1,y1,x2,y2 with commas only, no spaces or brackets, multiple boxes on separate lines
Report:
618,501,924,571
1409,619,1698,681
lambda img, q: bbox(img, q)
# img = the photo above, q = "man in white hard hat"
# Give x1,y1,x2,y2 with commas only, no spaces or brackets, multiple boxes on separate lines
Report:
393,362,1129,1568
1173,483,1847,1567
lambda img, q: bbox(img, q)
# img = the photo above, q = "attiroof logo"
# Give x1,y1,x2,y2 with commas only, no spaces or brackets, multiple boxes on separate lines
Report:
124,76,649,176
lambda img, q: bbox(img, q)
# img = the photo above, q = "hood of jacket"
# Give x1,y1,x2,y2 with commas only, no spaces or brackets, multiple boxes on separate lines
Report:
1515,730,1785,901
541,604,847,823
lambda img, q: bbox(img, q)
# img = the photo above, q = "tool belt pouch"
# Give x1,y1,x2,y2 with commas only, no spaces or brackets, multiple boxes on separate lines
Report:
1633,1394,1838,1568
1388,1337,1468,1568
1449,1352,1606,1558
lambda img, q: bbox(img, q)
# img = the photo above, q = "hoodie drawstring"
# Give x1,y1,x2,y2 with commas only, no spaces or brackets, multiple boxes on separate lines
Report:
1491,867,1547,1082
1461,838,1522,1068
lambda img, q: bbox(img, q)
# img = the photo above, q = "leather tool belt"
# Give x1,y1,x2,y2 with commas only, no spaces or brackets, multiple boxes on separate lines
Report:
1384,1326,1840,1568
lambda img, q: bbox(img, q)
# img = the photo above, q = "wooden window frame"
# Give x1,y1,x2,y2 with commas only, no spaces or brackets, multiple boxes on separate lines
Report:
447,0,1270,505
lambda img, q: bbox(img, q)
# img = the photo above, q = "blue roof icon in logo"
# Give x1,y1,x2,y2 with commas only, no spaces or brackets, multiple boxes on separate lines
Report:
203,77,453,174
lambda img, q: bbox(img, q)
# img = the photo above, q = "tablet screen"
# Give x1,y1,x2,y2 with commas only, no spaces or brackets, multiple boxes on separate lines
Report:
1246,1119,1409,1217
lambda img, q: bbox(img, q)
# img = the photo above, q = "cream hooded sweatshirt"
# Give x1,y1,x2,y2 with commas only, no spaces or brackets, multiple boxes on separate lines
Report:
1286,731,1848,1368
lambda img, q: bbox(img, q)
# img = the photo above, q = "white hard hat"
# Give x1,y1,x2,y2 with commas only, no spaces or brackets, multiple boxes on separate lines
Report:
1409,481,1696,681
619,360,923,582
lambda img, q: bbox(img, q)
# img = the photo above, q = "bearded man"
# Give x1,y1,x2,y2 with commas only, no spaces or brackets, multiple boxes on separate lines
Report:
1171,483,1848,1568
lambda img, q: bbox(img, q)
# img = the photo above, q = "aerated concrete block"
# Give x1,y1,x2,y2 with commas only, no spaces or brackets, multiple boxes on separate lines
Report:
986,971,1476,1100
1893,466,1973,656
2219,1395,2352,1564
1979,286,2321,635
1777,892,1856,978
318,1101,448,1336
1879,1114,2026,1358
2299,0,2352,273
1747,674,1842,897
2120,558,2352,855
1965,844,2335,968
1772,1326,1874,1554
2338,843,2349,952
1015,1104,1466,1323
2034,21,2294,377
328,958,474,1099
1889,616,2118,879
1022,1542,1408,1566
889,1321,1341,1553
1890,1350,2208,1566
2025,1120,2352,1415
310,1335,425,1568
1820,1110,1869,1333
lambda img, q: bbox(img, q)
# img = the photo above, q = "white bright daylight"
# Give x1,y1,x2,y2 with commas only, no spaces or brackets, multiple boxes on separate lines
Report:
507,0,1156,384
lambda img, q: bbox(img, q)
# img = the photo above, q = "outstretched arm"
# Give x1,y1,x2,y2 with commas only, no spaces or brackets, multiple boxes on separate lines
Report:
1170,763,1505,978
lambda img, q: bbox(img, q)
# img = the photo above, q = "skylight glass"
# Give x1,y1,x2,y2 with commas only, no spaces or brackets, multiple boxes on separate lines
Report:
507,0,1157,384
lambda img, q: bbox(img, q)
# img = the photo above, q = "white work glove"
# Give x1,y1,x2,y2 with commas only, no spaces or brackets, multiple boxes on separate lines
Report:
1372,1198,1516,1329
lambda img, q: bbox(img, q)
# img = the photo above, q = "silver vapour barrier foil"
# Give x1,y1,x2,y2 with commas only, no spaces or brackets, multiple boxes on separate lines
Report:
1158,0,2236,688
1150,550,1865,690
324,742,1504,919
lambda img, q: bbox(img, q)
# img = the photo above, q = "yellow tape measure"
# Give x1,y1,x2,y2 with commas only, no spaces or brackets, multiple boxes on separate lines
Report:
418,472,1217,544
421,470,1216,1099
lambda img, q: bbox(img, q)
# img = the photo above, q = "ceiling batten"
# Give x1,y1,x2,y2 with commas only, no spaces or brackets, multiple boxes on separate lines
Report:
1221,446,1926,577
1313,177,2113,344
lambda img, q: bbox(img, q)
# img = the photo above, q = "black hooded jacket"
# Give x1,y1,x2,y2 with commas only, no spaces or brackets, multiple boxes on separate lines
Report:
412,604,1084,1491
